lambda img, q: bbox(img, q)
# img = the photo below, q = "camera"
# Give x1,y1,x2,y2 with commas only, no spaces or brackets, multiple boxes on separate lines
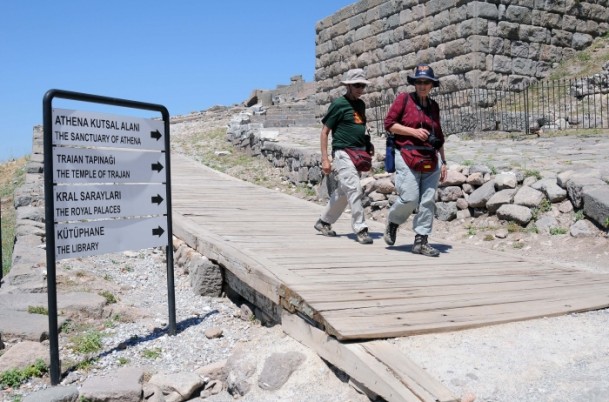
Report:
427,129,444,150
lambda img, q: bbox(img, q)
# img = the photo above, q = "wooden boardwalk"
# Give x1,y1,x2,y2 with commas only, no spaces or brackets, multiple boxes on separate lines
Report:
170,153,609,401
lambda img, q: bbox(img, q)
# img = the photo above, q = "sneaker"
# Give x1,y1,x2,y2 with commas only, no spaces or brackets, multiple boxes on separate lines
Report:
356,228,373,244
314,219,336,237
384,222,399,246
412,234,439,257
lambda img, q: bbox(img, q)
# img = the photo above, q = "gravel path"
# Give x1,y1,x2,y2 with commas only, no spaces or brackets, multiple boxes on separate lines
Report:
394,310,609,402
3,249,368,402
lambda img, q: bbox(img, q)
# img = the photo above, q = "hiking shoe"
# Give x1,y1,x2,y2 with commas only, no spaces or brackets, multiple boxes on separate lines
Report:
314,219,336,237
356,228,373,244
384,222,399,246
412,234,440,257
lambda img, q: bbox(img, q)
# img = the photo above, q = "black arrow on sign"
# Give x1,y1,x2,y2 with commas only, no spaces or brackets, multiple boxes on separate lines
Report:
151,194,164,205
151,162,164,172
152,226,165,237
150,130,162,141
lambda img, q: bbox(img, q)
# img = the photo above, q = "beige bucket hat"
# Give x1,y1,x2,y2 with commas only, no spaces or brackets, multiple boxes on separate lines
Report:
340,68,370,85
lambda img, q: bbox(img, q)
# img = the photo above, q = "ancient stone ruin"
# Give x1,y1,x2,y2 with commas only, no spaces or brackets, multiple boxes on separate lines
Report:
314,0,609,111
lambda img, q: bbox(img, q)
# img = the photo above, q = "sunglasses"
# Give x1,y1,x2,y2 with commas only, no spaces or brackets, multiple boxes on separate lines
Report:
352,83,367,89
415,80,433,85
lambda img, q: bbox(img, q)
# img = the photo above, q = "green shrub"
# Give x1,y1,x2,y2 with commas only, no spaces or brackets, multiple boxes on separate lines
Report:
524,169,541,180
550,227,568,235
0,368,24,389
74,358,97,371
0,359,47,389
103,313,122,329
99,290,117,304
506,222,522,233
70,330,103,354
27,306,48,315
141,347,162,359
527,225,539,234
539,199,552,212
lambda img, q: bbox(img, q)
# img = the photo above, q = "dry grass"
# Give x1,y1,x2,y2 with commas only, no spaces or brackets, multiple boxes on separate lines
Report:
171,127,320,201
1,157,28,275
549,34,609,80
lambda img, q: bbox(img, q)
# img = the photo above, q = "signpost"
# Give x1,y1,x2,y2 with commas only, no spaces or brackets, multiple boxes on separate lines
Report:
43,90,175,385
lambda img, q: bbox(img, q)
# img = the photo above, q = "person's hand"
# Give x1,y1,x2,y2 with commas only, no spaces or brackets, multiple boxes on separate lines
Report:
413,128,429,141
440,163,447,182
322,158,332,176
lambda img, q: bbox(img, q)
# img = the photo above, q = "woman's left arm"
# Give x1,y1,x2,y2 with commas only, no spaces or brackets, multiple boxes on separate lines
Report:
438,145,446,165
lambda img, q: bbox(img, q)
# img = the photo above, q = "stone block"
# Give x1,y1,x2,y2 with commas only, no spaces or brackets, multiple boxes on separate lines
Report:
583,186,609,229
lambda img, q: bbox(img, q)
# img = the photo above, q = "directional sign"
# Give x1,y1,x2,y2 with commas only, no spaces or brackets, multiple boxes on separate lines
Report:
52,108,165,151
44,90,177,386
52,147,166,184
54,216,168,260
53,183,167,221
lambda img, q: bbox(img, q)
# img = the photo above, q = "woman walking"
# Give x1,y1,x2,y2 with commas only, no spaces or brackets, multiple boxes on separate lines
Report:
383,64,447,256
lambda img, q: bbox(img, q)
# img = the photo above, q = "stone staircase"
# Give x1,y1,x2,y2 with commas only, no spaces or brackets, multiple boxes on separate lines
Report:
251,100,320,128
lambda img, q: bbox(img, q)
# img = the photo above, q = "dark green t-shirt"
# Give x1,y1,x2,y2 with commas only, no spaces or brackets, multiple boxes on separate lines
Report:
321,96,367,149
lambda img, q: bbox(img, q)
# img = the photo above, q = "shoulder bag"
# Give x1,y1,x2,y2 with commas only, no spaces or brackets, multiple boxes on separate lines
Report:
344,148,372,172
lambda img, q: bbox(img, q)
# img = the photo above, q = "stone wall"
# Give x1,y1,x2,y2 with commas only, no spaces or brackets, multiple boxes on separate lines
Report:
246,75,318,108
314,0,609,114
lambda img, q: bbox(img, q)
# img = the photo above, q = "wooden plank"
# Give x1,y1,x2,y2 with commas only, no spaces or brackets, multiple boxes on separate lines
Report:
282,259,565,271
363,341,457,402
322,293,609,339
265,252,526,265
324,284,609,317
286,272,598,293
299,280,609,311
281,311,458,402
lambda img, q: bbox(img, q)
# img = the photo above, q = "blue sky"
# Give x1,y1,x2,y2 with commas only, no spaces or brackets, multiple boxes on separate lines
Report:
0,1,355,162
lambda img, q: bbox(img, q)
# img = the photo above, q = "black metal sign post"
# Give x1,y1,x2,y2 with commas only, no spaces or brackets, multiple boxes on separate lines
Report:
43,89,176,385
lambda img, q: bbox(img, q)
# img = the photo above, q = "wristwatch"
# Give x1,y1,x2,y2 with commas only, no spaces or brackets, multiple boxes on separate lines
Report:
441,160,447,166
